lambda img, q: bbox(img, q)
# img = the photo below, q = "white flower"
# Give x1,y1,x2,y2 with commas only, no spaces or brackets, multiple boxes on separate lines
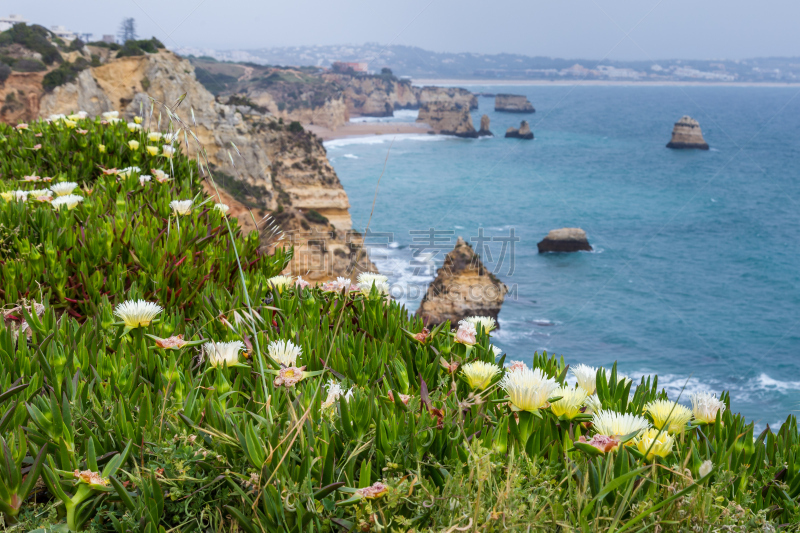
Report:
592,411,650,439
644,399,693,434
162,130,181,143
462,316,497,333
162,145,175,158
118,166,141,178
691,392,726,424
102,111,120,120
11,190,29,201
357,273,388,286
68,111,88,120
490,345,502,357
359,279,389,296
170,200,193,216
584,394,603,415
214,203,229,214
268,339,302,367
499,367,559,412
461,361,501,390
113,299,163,328
203,341,245,367
549,386,588,420
267,275,293,292
454,321,477,345
295,276,310,289
127,122,142,132
321,379,353,410
152,169,170,183
51,194,84,210
27,189,52,199
571,364,599,395
322,276,351,292
48,114,66,122
139,175,151,185
699,460,713,478
147,132,162,142
50,182,79,197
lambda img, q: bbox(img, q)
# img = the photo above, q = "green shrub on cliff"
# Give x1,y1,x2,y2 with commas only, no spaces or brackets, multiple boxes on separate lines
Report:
0,23,62,65
0,116,798,532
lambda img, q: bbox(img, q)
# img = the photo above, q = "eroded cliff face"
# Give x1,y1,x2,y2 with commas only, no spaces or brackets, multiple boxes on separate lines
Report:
417,102,477,137
7,49,368,282
244,86,349,130
495,94,535,113
416,237,507,325
0,72,45,123
415,86,477,110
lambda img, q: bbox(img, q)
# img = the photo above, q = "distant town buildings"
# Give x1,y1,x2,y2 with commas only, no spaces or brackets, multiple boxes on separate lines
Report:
102,34,115,44
334,61,368,73
0,14,28,32
50,25,77,41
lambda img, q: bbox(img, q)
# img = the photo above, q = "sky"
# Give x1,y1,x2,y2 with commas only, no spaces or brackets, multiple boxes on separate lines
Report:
6,0,800,60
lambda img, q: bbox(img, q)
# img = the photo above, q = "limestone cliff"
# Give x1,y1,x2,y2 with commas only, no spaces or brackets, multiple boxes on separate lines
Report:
416,237,507,325
6,49,368,282
0,72,44,123
505,121,533,140
245,89,349,130
666,116,709,150
417,102,477,138
413,86,477,111
495,94,535,113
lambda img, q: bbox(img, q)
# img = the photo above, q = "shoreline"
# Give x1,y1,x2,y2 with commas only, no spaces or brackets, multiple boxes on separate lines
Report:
411,78,800,88
307,121,431,141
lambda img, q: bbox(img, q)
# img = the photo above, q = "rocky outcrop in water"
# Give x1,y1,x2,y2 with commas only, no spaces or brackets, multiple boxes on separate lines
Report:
495,94,534,113
666,116,709,150
505,120,533,140
413,86,478,111
417,102,477,137
416,237,507,325
537,228,592,253
478,114,493,137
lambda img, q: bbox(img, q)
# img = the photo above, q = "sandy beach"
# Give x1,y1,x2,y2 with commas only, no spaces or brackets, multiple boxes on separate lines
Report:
411,78,800,88
306,121,432,141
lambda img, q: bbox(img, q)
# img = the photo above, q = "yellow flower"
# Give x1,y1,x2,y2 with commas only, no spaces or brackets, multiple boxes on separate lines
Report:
461,361,501,390
591,411,650,439
634,428,674,462
499,367,559,412
644,400,693,434
64,119,77,129
134,116,142,124
128,140,140,151
98,144,106,153
146,145,159,156
549,386,588,420
162,145,175,159
147,132,162,142
267,275,293,293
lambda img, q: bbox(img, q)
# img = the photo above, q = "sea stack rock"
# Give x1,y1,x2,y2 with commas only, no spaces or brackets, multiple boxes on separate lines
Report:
417,102,478,138
416,237,508,325
495,94,535,113
478,114,493,137
505,121,533,140
537,228,592,253
666,116,709,150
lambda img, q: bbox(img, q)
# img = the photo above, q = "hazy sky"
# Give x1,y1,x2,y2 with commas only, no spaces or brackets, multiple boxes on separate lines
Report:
8,0,800,60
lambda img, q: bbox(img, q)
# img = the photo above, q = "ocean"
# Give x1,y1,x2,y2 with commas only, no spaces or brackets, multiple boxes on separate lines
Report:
324,84,800,427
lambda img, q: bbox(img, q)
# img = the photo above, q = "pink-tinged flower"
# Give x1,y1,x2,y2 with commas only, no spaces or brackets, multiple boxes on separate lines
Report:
42,177,53,182
387,390,411,405
578,435,620,454
34,132,42,137
77,129,88,135
507,360,527,372
32,144,42,150
22,175,40,182
101,168,119,175
15,123,28,130
413,328,430,343
273,366,307,388
154,335,188,349
151,169,170,183
454,321,477,345
356,482,388,499
321,276,351,292
36,195,53,203
74,470,109,487
295,276,310,289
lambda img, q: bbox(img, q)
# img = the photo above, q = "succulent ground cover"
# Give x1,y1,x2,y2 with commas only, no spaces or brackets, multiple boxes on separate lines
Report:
0,116,798,532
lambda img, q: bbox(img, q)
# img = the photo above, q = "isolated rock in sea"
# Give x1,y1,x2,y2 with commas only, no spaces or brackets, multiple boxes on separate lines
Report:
478,114,493,137
416,237,508,325
505,121,533,140
417,102,478,138
666,116,709,150
495,94,535,113
537,228,592,253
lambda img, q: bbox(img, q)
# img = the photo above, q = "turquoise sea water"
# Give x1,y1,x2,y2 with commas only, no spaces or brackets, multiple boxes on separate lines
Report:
324,85,800,427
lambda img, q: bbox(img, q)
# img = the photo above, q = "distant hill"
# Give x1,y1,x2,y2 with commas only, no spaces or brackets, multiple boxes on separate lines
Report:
173,43,800,83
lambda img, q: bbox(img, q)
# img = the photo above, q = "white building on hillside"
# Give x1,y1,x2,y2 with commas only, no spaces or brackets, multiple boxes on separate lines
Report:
0,14,28,32
50,25,77,41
